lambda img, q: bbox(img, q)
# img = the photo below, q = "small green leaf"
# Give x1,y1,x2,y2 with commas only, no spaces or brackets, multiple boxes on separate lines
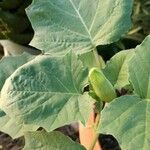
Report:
103,50,134,89
26,0,133,54
0,51,94,131
129,35,150,99
99,95,150,150
23,131,86,150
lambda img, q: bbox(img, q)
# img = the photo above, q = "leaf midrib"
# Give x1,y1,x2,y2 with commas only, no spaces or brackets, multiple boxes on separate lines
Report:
11,90,81,96
68,0,93,44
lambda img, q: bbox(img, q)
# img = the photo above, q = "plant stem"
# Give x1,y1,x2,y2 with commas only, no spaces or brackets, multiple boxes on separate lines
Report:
88,113,101,150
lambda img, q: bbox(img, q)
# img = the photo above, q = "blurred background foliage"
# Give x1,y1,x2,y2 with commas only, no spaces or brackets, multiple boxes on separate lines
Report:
0,0,150,60
0,0,33,45
128,0,150,42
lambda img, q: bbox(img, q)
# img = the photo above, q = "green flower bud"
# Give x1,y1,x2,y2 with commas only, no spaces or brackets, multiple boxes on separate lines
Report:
89,68,116,102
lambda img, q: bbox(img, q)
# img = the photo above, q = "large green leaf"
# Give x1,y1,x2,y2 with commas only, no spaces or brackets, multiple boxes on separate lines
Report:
26,0,133,54
99,95,150,150
103,50,134,89
129,35,150,99
23,131,86,150
0,108,38,138
0,51,94,131
0,53,33,90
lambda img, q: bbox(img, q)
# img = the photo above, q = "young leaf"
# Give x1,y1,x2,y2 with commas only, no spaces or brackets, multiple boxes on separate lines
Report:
0,51,94,131
0,107,38,138
129,35,150,99
79,51,105,69
103,50,134,89
23,131,86,150
99,95,150,150
26,0,133,54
